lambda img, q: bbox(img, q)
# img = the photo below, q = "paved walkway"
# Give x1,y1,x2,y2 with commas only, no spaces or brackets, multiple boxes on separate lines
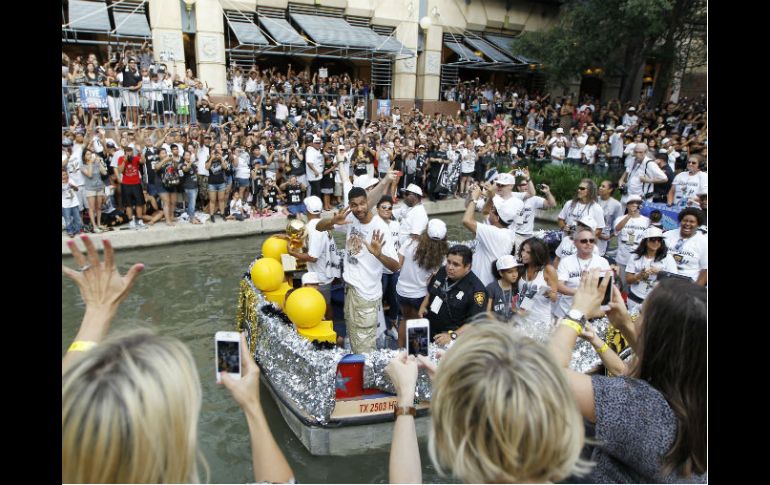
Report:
62,198,559,255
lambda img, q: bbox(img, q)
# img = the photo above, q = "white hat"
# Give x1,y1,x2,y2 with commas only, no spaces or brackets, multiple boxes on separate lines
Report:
616,125,626,131
516,135,524,140
301,272,321,285
337,144,346,151
312,136,322,143
405,183,423,196
493,197,519,224
303,196,323,214
496,254,522,271
427,219,447,240
628,106,636,111
353,175,379,189
641,227,664,240
576,215,597,232
661,138,671,145
555,127,564,134
512,93,519,98
418,144,426,149
626,194,643,204
496,173,515,185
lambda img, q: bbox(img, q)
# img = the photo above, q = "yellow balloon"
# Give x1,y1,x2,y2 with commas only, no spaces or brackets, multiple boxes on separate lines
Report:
262,236,289,262
285,287,326,329
250,257,285,292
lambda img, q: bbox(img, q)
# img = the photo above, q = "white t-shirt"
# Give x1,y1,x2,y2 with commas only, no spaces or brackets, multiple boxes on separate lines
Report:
336,214,398,300
62,183,80,208
460,148,476,173
473,223,514,287
551,145,566,161
516,195,546,236
567,134,587,159
624,158,665,199
671,171,708,205
380,218,401,275
555,254,611,317
305,146,324,182
196,146,210,176
396,238,440,299
306,218,341,284
234,152,251,179
609,133,624,158
581,143,598,164
596,197,623,255
67,154,85,186
394,203,428,248
613,215,651,265
663,230,708,281
558,200,606,232
229,199,245,215
626,254,678,300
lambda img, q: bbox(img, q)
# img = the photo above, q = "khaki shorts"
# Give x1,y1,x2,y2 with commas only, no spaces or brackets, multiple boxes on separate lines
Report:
344,285,380,354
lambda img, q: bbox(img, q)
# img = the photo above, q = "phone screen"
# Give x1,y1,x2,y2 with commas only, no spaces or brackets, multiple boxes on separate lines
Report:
407,325,429,357
217,341,241,375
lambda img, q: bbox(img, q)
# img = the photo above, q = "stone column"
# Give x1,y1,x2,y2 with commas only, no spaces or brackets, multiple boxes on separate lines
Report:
416,22,441,101
149,0,186,74
194,0,228,95
393,21,418,100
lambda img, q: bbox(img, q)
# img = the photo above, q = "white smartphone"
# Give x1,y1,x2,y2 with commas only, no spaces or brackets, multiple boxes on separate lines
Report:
406,318,430,357
215,331,242,382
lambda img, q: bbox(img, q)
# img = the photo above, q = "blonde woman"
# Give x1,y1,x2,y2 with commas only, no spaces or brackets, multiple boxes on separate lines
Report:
62,236,294,483
386,321,590,483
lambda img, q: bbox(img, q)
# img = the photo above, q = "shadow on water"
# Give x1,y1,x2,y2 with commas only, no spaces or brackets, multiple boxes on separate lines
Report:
62,215,556,483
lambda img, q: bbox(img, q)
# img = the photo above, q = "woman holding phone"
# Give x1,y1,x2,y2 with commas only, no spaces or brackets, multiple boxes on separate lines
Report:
62,236,294,483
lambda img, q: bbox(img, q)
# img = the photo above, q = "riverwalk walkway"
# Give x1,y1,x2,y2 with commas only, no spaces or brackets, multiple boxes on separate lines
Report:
61,198,560,255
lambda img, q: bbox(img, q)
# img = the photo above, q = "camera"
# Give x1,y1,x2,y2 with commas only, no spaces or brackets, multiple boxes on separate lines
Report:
537,183,546,191
514,169,525,177
619,185,628,195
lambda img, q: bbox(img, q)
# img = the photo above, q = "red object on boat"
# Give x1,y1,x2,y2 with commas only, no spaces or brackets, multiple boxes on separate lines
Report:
335,355,364,399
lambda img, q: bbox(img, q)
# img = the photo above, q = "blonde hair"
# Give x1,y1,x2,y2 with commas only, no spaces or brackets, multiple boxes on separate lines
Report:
428,322,591,483
62,330,206,483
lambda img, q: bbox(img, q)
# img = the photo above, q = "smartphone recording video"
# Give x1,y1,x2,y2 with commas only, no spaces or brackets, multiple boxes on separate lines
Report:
215,331,242,382
598,273,613,306
406,319,430,357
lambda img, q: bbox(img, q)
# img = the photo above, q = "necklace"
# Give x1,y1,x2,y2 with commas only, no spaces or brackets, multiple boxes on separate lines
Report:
578,256,594,276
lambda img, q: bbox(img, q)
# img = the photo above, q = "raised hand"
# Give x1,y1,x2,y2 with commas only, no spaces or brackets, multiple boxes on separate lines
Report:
363,229,385,257
332,206,352,225
385,351,418,405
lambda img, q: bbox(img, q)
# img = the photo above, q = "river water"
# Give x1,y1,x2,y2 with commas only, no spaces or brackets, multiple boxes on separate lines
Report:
62,214,558,483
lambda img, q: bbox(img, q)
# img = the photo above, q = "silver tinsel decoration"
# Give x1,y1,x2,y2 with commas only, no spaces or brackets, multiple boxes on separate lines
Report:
363,345,441,401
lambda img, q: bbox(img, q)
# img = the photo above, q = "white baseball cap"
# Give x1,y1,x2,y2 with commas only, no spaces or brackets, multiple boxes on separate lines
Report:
628,106,636,111
405,183,423,196
427,219,447,240
516,135,524,140
616,125,626,131
555,127,564,134
495,173,515,185
312,136,322,143
626,194,643,204
303,195,323,214
641,226,664,240
496,254,522,271
493,197,519,224
353,175,378,189
301,272,321,285
576,215,597,232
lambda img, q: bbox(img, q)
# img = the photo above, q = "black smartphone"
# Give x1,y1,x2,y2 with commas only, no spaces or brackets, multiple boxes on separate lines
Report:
598,273,613,306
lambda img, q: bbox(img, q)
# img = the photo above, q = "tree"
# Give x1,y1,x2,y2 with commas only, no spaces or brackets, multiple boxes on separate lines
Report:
517,0,706,106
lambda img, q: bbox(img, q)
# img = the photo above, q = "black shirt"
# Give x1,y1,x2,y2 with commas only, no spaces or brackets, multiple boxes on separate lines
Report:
424,267,487,338
122,68,142,88
286,184,304,205
143,147,160,185
197,105,212,123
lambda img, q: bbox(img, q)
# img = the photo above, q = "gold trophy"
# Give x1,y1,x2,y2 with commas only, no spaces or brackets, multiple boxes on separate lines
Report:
286,219,307,271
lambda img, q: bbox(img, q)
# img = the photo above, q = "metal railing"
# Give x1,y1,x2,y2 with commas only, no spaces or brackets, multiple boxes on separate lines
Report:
62,85,198,129
62,84,377,129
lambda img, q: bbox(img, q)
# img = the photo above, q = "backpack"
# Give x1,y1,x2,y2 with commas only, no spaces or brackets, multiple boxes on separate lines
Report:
161,162,180,188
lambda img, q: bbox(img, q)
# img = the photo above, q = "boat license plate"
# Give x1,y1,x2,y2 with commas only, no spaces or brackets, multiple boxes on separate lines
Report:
330,395,397,418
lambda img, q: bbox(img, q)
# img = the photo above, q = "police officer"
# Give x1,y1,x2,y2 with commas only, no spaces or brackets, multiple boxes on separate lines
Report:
418,245,487,346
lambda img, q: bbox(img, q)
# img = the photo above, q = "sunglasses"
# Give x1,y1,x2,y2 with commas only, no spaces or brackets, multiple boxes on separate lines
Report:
577,186,587,191
379,205,392,210
578,238,596,244
647,237,663,242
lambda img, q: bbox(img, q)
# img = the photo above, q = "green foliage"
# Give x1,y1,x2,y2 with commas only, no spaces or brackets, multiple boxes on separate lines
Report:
497,162,619,205
515,0,701,99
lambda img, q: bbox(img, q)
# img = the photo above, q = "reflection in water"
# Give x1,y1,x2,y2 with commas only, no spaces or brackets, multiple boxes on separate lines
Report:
62,216,556,483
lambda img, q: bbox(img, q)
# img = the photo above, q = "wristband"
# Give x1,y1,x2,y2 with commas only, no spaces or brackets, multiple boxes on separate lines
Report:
597,342,610,354
561,319,583,335
68,341,97,353
394,405,416,418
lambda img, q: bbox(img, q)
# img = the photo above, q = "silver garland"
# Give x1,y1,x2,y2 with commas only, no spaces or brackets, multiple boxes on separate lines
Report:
363,345,440,401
